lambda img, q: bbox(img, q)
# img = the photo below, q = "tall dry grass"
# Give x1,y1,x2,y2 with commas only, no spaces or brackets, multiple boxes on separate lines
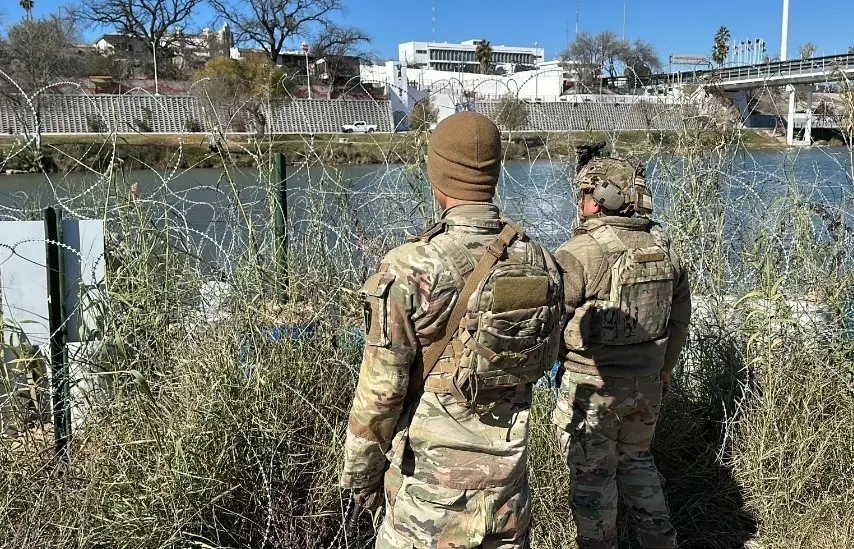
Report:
0,81,853,549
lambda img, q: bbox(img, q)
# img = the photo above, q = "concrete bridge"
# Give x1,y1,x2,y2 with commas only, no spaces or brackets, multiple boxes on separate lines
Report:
678,53,854,91
657,54,853,145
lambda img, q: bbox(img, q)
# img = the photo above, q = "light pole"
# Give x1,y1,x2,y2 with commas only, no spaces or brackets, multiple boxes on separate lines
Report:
152,39,160,95
781,0,790,60
301,41,312,100
622,2,627,41
781,0,796,145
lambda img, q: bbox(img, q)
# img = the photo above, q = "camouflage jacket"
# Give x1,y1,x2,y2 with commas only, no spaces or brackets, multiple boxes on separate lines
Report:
555,216,691,377
341,203,562,491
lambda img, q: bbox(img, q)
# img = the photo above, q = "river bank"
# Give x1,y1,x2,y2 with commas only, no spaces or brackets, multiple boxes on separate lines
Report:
0,129,840,174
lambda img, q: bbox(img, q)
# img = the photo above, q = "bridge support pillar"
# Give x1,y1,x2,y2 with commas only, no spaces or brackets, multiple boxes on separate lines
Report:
804,89,814,146
786,85,796,146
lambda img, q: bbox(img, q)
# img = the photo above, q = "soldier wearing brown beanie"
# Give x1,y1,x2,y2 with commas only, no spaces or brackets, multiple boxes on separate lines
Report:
342,111,564,548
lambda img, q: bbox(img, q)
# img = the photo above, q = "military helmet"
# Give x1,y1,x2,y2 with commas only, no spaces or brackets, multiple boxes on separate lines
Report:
576,157,653,216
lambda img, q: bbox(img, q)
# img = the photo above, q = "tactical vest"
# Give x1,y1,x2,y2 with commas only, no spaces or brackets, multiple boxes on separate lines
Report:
565,220,675,349
414,218,562,412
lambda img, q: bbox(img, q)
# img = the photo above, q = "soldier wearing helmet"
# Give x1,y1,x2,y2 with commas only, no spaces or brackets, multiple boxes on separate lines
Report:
551,154,692,549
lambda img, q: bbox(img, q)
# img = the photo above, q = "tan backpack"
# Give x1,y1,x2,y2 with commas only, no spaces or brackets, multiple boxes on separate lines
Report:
410,219,563,411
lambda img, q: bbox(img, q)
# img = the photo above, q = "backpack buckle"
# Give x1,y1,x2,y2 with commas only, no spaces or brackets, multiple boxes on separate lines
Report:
486,241,504,258
491,351,527,364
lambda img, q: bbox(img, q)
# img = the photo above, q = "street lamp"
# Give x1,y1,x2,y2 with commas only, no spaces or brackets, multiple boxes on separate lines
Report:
781,0,796,145
152,39,160,96
301,41,312,100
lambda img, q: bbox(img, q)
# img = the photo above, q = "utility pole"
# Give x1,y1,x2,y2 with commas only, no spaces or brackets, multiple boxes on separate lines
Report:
432,0,436,42
576,0,580,37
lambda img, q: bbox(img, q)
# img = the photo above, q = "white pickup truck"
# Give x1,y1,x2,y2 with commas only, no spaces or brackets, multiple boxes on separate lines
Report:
341,121,377,133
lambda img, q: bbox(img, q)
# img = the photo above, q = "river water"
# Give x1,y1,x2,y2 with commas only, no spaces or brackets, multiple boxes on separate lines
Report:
0,146,851,269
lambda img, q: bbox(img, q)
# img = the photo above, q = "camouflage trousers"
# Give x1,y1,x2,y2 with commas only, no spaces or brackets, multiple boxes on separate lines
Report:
552,370,676,549
375,466,531,549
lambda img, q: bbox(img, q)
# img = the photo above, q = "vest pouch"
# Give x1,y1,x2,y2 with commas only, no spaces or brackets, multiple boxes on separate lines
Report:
565,301,595,350
595,246,675,345
360,271,396,347
477,307,548,352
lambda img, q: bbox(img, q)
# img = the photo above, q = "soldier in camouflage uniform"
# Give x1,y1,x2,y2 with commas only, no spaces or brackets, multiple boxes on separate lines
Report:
341,112,563,548
552,157,692,549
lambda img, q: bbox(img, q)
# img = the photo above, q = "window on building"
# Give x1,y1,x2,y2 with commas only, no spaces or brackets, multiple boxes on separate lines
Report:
417,49,427,54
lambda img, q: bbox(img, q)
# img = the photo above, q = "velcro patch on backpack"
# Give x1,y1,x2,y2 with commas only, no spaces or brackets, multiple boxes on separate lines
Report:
492,276,549,312
634,250,665,263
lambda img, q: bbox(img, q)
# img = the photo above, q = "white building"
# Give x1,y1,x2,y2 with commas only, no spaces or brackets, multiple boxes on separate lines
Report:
398,40,545,73
93,24,233,65
361,62,570,102
361,61,572,128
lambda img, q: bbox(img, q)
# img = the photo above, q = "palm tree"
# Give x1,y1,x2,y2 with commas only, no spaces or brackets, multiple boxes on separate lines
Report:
20,0,34,20
713,26,731,67
476,40,492,75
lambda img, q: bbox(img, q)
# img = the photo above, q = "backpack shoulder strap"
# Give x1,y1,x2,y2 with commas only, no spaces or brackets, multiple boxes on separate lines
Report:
429,233,476,283
409,222,521,399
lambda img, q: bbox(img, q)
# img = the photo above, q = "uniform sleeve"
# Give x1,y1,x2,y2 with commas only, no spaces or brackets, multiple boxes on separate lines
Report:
554,248,586,316
340,259,421,491
542,249,566,365
663,247,692,373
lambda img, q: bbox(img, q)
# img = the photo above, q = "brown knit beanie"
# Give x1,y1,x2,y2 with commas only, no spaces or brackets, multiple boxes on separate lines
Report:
427,111,501,201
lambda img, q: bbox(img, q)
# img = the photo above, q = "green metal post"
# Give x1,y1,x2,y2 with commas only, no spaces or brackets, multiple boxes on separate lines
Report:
44,207,69,455
273,153,289,303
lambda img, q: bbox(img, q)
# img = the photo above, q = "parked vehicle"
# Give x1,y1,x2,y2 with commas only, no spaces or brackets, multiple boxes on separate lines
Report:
341,121,377,133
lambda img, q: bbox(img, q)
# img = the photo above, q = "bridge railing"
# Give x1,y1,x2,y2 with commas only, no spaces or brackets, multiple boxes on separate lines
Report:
647,53,854,87
712,53,854,83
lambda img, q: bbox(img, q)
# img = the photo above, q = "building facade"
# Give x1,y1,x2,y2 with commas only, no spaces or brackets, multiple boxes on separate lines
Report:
398,40,545,73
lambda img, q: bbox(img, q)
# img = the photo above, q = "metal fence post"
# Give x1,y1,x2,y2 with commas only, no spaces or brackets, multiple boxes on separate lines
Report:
273,153,289,304
44,206,69,456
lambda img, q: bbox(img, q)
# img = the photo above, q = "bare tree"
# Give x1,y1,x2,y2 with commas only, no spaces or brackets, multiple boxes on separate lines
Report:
1,16,81,159
562,31,629,89
208,0,343,63
562,32,598,89
623,40,661,88
597,31,629,79
309,24,370,98
72,0,204,55
4,17,80,93
799,41,816,60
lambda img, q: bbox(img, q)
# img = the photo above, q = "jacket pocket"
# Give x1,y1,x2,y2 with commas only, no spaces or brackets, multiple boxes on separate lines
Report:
360,271,396,347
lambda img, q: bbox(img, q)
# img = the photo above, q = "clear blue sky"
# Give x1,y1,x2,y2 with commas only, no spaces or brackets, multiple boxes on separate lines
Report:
5,0,853,62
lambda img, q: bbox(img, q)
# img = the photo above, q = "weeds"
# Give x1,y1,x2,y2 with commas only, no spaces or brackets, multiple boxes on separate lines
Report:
0,83,853,549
